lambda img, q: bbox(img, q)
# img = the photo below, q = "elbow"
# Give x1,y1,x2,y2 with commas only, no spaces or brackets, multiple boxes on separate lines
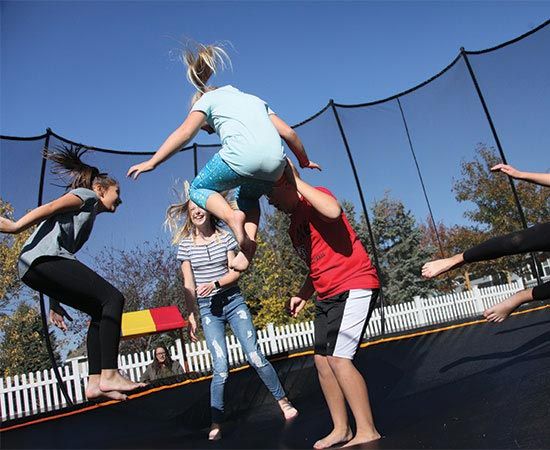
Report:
323,204,342,222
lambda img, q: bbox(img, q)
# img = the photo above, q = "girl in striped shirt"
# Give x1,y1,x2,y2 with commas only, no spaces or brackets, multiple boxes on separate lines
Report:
166,194,298,441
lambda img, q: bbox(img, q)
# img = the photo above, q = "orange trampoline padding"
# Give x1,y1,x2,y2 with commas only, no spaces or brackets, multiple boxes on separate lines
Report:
122,306,187,337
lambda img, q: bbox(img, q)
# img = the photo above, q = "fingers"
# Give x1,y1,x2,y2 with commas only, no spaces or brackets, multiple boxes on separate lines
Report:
127,167,140,179
50,314,68,332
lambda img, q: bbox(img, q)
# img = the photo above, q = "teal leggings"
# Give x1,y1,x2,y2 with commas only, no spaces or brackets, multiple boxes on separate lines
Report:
190,153,274,212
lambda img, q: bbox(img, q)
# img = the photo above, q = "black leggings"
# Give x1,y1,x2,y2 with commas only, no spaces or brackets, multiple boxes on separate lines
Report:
463,222,550,300
22,257,124,374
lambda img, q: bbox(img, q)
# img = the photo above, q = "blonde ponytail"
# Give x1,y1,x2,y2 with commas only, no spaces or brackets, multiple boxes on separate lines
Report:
183,43,231,94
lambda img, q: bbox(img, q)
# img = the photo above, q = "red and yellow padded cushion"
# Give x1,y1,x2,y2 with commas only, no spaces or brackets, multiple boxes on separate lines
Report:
121,305,187,338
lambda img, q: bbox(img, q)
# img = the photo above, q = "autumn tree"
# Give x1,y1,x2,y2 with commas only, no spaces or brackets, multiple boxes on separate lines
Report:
452,144,550,278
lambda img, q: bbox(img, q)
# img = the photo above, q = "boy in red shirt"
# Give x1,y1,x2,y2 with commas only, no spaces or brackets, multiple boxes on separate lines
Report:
268,161,381,449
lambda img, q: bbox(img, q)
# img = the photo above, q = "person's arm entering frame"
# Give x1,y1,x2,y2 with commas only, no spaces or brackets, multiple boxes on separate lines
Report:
491,163,550,187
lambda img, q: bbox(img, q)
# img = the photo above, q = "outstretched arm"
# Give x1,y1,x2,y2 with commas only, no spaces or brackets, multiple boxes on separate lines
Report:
270,114,321,170
127,111,206,179
491,163,550,187
0,193,83,234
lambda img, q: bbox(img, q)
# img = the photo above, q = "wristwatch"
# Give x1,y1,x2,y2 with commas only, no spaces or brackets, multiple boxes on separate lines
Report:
214,280,221,289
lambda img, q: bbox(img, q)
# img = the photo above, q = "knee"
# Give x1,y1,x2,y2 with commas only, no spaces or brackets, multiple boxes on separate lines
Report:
247,349,268,368
314,354,332,375
327,355,351,372
104,290,125,314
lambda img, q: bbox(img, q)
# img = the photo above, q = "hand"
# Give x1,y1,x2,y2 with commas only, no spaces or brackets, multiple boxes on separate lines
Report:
0,217,18,234
490,163,522,179
286,296,306,318
49,306,72,332
127,160,156,180
196,282,215,297
187,313,198,342
302,161,322,171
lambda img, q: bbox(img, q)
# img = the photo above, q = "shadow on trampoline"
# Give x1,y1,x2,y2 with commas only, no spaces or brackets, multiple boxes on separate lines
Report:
2,304,550,449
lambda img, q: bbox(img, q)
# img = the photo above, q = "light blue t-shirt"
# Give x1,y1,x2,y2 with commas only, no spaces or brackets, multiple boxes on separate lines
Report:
191,85,286,182
18,188,99,278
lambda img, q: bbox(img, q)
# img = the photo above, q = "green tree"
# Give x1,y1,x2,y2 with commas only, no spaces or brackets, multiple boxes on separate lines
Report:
0,199,34,308
0,302,60,376
241,209,314,329
370,193,437,304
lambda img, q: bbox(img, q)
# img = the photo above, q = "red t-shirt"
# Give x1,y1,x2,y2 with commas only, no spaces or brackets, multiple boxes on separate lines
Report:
288,187,379,300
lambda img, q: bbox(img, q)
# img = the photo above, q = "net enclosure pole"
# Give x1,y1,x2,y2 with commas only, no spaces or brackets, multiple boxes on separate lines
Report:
461,49,543,285
329,100,386,335
37,128,74,406
396,97,445,257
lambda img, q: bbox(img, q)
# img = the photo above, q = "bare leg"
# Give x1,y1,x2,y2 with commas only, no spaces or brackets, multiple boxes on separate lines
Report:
327,356,381,447
99,369,146,393
231,208,260,272
86,374,127,401
484,288,534,323
422,253,465,278
313,355,353,449
206,193,254,270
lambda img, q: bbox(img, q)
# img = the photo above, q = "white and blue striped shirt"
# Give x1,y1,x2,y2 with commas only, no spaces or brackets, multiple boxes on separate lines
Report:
177,231,238,297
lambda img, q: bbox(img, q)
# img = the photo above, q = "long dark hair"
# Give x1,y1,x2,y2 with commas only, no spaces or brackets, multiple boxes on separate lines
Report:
152,345,172,375
44,144,117,191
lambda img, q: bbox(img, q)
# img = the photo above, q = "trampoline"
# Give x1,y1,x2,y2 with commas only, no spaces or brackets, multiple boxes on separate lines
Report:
2,18,550,450
2,303,550,449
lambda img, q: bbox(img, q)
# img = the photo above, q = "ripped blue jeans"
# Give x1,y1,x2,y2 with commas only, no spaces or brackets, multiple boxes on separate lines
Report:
198,287,286,423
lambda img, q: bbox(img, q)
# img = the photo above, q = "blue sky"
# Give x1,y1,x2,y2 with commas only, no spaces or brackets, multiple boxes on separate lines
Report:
1,1,549,356
1,1,549,258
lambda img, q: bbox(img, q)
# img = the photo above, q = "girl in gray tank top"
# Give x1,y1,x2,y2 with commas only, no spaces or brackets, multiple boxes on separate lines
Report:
0,144,145,402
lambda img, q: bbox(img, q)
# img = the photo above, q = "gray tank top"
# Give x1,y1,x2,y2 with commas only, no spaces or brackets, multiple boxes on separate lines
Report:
18,188,99,277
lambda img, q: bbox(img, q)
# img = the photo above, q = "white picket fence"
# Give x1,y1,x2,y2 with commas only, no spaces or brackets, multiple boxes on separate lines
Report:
0,279,527,422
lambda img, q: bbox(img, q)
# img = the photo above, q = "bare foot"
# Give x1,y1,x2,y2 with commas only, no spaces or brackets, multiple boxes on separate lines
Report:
341,432,381,447
278,397,299,420
422,254,464,278
99,371,147,393
483,289,532,323
86,384,128,402
313,429,353,449
208,423,222,441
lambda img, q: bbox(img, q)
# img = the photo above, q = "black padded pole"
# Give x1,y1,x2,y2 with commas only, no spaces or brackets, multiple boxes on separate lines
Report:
461,49,542,285
38,129,74,406
329,101,386,335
